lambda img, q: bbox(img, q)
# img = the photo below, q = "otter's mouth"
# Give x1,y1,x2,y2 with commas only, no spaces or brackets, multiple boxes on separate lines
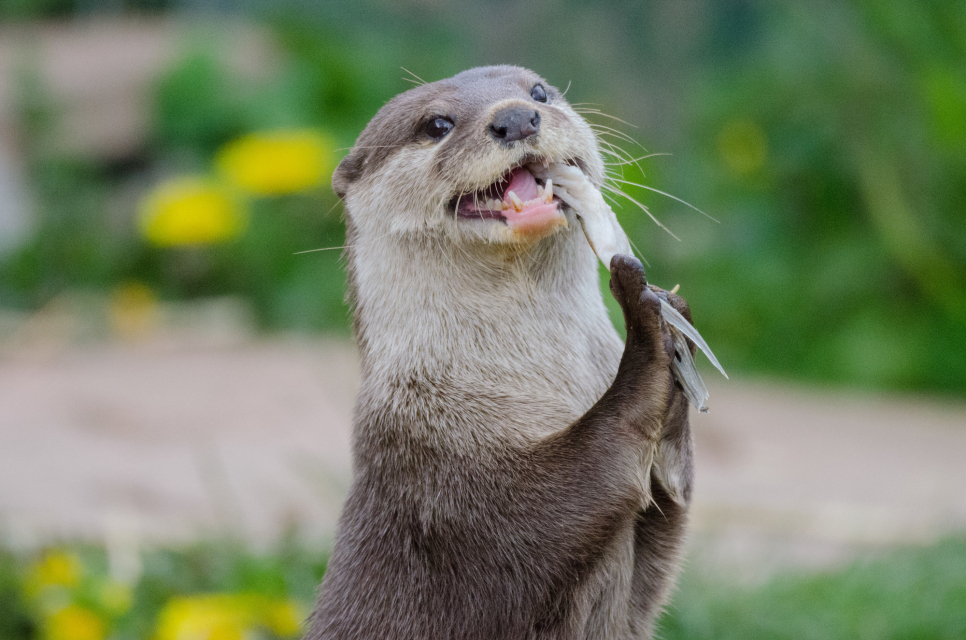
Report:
451,165,564,235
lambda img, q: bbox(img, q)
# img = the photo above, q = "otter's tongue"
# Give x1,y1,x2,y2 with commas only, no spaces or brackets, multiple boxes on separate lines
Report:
503,167,540,202
501,167,562,234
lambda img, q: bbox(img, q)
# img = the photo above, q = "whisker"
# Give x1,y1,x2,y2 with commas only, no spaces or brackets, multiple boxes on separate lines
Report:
572,109,638,129
604,152,671,167
335,145,406,151
473,192,484,221
596,138,647,178
400,67,427,85
627,236,650,267
595,136,635,161
561,80,572,97
324,195,345,218
453,193,464,220
601,183,681,241
608,178,718,223
294,246,347,254
296,224,407,257
591,126,645,149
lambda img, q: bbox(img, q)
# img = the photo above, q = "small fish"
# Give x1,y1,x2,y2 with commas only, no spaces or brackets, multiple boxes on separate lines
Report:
542,162,727,411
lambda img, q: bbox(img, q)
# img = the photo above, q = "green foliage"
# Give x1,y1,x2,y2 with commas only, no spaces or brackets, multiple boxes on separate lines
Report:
0,0,172,20
151,53,249,158
1,0,964,392
0,539,325,640
660,538,966,639
0,548,34,640
0,45,353,332
0,159,115,308
610,0,966,393
0,0,74,20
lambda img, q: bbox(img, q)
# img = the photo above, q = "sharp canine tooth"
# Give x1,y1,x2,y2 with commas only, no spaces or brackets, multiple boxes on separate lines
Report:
544,179,553,203
508,191,524,212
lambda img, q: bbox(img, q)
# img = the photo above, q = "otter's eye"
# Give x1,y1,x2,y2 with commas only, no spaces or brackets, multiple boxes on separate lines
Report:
425,117,454,141
530,84,547,103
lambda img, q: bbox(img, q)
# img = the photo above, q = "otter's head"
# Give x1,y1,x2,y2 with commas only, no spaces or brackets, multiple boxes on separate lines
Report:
333,65,605,247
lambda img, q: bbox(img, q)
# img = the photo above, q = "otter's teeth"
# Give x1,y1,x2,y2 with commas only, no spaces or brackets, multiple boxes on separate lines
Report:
486,199,502,211
544,179,553,203
507,191,524,212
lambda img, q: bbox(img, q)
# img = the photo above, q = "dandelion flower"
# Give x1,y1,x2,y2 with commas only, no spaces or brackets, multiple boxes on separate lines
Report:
216,129,334,196
45,605,106,640
26,551,83,597
155,594,306,640
155,595,252,640
264,599,304,637
140,178,245,247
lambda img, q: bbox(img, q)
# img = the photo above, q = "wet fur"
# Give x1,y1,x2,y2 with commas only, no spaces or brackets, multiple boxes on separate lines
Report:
307,66,694,640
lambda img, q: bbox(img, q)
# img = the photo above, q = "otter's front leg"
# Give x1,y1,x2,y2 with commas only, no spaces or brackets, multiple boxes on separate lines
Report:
628,287,695,636
526,254,677,561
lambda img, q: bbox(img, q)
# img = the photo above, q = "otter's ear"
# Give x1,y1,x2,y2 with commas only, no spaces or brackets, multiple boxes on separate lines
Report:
332,150,364,200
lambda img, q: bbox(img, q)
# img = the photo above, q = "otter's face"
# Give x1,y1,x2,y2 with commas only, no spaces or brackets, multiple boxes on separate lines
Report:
333,65,605,246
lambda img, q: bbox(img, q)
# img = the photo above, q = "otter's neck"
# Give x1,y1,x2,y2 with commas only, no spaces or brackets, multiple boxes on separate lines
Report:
346,220,624,433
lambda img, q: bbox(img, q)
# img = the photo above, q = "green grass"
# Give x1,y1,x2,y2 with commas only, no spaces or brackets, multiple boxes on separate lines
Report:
659,538,966,640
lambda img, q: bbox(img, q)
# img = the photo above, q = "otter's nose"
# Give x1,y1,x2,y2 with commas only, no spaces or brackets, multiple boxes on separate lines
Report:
489,106,540,143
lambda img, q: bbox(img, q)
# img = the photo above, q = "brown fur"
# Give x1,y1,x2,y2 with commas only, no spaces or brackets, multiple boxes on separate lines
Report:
306,66,694,640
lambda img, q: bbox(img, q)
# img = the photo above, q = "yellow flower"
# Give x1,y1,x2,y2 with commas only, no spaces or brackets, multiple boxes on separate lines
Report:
717,119,768,176
140,178,245,247
155,595,254,640
216,129,335,196
45,605,106,640
26,551,83,597
263,599,304,637
155,594,305,640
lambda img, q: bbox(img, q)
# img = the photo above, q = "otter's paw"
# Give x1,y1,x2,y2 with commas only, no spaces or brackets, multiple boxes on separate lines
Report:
609,255,672,364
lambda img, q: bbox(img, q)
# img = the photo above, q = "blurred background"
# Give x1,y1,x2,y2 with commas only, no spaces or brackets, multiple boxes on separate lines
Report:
1,0,964,638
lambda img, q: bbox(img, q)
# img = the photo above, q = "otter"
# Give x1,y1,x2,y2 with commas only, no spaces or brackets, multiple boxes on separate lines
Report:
306,65,695,640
